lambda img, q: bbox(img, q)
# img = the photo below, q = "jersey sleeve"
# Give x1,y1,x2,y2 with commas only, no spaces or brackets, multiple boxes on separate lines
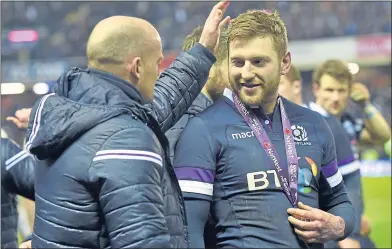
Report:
317,116,349,207
316,116,355,239
173,116,217,202
326,116,356,167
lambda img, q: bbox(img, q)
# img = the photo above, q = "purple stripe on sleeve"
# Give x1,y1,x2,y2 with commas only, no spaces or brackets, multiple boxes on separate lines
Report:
174,167,215,183
337,155,355,167
321,159,338,178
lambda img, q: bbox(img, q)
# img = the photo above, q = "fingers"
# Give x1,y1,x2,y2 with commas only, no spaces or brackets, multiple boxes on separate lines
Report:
200,0,230,52
350,91,367,102
351,84,370,98
15,108,32,121
19,240,32,249
287,208,315,221
210,1,230,28
352,82,368,91
218,16,230,30
6,117,28,129
6,117,21,127
298,202,313,211
294,228,318,243
213,0,230,13
288,216,317,231
351,92,365,100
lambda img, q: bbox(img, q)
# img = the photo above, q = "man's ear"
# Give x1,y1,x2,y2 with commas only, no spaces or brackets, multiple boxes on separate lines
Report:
280,52,291,75
127,57,142,81
208,65,217,81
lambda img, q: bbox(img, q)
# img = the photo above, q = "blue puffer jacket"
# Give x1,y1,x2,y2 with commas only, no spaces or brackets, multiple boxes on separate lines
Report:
1,138,35,248
26,44,215,248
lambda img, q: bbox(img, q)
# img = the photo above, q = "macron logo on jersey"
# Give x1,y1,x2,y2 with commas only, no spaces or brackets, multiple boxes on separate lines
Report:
231,131,255,140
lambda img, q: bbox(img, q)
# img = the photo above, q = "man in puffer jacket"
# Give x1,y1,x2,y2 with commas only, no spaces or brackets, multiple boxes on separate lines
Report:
165,26,229,249
25,3,230,249
165,26,228,164
1,137,35,248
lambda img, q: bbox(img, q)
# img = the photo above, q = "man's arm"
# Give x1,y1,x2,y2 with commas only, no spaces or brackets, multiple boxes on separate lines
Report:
287,117,355,243
1,138,35,200
89,127,171,248
359,103,391,144
350,82,391,144
149,1,230,132
151,44,215,133
318,117,355,240
173,117,217,248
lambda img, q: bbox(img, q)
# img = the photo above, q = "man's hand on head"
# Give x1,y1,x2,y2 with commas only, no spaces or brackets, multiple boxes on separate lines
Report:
350,82,370,106
199,0,231,54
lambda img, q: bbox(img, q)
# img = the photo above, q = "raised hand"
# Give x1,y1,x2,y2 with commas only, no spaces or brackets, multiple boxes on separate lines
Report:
350,82,370,105
199,0,231,53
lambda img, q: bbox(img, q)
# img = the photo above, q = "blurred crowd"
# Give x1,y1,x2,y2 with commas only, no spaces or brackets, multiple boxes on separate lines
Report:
1,1,391,156
2,1,391,61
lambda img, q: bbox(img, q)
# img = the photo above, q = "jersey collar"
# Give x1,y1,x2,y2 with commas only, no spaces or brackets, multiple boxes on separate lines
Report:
308,102,330,117
223,88,283,138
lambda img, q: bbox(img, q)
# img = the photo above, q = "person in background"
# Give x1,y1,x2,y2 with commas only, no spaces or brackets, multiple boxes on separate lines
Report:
1,135,35,249
278,63,379,249
166,25,229,249
277,64,306,107
311,59,389,248
166,26,229,162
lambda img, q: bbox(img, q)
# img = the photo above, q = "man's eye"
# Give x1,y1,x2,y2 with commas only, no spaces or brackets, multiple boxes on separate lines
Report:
232,60,244,67
253,60,266,66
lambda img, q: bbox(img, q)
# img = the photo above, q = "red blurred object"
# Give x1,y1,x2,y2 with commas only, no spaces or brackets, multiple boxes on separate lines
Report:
356,34,391,58
8,30,39,43
159,52,178,72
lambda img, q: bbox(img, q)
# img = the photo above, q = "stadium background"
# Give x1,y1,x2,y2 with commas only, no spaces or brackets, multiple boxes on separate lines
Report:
1,1,391,247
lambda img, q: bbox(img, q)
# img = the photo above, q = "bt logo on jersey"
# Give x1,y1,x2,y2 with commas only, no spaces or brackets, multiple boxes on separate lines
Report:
246,157,318,193
247,170,281,191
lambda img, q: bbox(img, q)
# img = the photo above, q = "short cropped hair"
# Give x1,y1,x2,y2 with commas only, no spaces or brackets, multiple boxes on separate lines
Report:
181,25,228,64
228,9,288,59
312,60,352,85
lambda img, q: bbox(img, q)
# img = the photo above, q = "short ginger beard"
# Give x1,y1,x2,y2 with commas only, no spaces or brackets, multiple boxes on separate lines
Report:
229,73,281,108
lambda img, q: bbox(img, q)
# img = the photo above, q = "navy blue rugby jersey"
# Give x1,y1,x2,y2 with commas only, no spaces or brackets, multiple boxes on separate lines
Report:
308,102,362,176
174,89,352,248
341,112,364,159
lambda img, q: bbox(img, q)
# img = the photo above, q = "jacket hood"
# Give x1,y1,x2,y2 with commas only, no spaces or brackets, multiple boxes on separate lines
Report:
25,67,150,160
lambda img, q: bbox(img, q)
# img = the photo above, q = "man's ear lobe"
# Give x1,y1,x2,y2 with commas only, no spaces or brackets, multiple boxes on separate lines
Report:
281,52,291,75
128,57,141,80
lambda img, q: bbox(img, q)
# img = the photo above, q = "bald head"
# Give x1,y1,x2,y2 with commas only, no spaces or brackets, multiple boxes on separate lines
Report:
87,16,160,69
86,16,164,102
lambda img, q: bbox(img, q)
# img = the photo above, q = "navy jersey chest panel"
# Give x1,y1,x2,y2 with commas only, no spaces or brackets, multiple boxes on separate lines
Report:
341,114,364,158
196,98,332,248
210,99,323,209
